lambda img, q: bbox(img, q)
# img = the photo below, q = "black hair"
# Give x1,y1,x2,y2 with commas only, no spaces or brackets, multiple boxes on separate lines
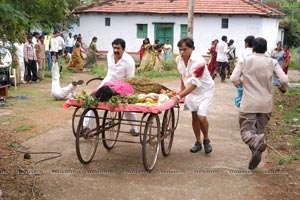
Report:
253,37,267,54
92,37,97,41
177,37,195,50
33,31,40,36
94,86,117,102
228,39,234,45
112,38,126,49
244,35,255,48
221,35,227,42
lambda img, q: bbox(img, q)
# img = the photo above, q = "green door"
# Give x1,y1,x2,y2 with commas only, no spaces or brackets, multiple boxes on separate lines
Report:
154,23,174,48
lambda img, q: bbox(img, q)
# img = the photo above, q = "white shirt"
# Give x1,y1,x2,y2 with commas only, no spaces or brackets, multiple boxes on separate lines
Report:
100,50,135,88
176,51,214,112
50,37,59,52
13,42,24,60
164,44,172,51
216,40,228,62
65,36,74,47
57,36,65,50
240,47,253,60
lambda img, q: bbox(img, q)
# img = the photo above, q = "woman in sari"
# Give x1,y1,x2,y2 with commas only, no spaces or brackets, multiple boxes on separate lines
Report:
207,40,218,78
84,37,101,68
138,38,155,71
67,37,85,72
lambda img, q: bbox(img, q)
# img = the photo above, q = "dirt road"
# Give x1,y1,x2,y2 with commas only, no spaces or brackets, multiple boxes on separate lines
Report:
20,75,272,200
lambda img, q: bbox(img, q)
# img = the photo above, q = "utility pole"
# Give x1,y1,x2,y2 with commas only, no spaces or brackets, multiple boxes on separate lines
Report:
187,0,195,39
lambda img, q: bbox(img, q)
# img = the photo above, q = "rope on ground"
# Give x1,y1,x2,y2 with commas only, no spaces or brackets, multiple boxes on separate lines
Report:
11,145,62,200
267,143,285,158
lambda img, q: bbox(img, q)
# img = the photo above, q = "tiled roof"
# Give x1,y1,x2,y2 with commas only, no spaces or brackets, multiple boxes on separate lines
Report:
74,0,284,17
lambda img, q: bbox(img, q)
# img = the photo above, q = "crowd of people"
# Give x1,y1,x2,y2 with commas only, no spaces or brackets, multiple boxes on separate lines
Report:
1,30,297,170
138,38,173,72
0,31,102,87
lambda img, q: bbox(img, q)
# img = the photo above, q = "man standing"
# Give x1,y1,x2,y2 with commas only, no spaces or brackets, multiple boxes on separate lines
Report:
84,38,138,136
44,31,52,71
35,35,46,81
65,32,74,54
174,38,214,154
230,37,289,170
24,34,38,83
216,35,228,82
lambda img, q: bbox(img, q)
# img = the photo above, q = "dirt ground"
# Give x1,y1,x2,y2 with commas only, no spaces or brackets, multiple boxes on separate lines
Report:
0,70,300,199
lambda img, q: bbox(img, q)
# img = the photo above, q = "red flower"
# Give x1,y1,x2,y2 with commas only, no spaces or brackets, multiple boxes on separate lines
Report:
193,64,205,78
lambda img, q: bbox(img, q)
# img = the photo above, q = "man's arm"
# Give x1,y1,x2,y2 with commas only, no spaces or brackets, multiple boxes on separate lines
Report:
230,59,243,87
274,62,289,93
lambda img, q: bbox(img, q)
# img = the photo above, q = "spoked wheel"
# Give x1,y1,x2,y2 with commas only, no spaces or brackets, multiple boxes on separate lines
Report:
72,107,84,137
142,114,160,172
76,108,100,164
161,108,175,157
102,110,121,150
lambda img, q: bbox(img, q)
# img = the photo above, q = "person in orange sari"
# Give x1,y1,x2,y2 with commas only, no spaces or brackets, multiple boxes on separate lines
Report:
207,40,217,78
283,45,291,74
67,37,85,72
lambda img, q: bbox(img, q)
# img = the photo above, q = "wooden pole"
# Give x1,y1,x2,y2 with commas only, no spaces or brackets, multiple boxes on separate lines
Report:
187,0,195,39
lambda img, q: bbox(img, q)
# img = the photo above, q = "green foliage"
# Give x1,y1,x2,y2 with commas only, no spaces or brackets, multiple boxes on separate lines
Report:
75,90,139,110
281,18,300,48
0,0,81,37
75,90,99,109
288,48,300,70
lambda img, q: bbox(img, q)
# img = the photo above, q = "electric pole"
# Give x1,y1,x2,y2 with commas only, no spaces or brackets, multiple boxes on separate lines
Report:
187,0,195,39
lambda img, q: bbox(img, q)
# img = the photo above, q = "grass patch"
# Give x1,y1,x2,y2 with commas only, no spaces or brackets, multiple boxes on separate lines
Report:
137,70,180,80
291,135,300,147
273,154,300,165
16,124,34,132
88,63,107,78
289,48,300,70
282,105,300,126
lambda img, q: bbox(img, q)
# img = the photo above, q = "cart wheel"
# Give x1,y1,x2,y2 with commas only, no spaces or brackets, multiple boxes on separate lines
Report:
142,114,160,172
76,108,100,164
72,107,84,137
161,108,175,157
102,110,121,150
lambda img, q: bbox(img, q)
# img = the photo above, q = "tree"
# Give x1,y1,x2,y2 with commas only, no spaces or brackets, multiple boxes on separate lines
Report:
263,0,300,47
0,0,81,41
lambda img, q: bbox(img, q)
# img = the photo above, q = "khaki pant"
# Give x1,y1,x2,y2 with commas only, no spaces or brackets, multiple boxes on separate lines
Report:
239,112,271,151
37,59,45,80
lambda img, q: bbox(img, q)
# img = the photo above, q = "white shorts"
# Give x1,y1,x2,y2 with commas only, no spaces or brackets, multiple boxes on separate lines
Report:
184,94,213,117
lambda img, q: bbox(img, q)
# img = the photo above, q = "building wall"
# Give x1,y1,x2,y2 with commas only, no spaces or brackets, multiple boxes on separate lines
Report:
79,13,281,57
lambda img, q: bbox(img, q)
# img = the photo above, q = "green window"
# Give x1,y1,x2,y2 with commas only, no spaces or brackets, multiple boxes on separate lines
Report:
180,24,187,39
221,18,229,29
137,24,148,38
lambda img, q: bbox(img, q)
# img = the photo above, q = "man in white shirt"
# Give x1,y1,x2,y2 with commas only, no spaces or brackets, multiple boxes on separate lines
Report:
84,38,138,136
57,34,65,56
50,31,60,62
216,35,228,82
65,32,74,54
230,37,289,170
241,35,255,60
174,38,215,154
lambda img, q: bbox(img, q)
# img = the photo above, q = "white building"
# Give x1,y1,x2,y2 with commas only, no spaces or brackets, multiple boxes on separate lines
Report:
74,0,284,57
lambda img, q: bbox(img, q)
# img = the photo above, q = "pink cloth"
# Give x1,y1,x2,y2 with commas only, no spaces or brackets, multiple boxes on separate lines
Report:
64,98,176,114
103,80,134,95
